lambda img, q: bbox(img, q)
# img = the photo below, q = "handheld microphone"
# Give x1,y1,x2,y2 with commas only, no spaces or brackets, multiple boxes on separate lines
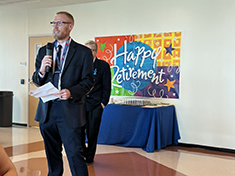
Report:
46,42,54,72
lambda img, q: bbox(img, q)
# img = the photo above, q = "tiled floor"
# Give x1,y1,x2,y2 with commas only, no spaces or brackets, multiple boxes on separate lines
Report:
1,126,235,176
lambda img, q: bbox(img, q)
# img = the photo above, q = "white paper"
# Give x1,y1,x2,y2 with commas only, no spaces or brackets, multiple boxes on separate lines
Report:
29,82,59,103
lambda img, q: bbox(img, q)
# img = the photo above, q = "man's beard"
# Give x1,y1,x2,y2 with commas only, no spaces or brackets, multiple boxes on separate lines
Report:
53,31,67,41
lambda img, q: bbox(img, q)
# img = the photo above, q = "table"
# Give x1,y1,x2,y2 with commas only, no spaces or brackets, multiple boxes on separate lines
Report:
97,104,180,152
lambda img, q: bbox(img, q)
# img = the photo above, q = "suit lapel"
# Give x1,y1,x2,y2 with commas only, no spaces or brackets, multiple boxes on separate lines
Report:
94,58,98,68
62,40,76,74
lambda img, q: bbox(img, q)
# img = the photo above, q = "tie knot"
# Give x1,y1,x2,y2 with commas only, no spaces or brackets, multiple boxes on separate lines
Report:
57,45,62,51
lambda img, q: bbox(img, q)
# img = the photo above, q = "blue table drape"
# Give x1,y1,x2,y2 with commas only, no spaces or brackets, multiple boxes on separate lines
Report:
97,104,180,152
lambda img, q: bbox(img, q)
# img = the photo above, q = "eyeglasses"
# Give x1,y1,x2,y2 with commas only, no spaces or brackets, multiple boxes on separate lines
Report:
50,21,71,26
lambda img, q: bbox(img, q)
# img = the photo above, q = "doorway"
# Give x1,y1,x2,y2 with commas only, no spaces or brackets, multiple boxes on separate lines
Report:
28,36,54,127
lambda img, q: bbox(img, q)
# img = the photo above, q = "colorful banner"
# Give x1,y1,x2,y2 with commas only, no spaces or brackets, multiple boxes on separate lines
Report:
95,32,181,99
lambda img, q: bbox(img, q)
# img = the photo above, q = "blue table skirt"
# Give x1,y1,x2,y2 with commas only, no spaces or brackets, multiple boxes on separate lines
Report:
97,104,180,152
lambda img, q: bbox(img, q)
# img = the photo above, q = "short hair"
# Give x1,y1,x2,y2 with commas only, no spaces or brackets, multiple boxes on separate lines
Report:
56,11,74,25
85,40,98,51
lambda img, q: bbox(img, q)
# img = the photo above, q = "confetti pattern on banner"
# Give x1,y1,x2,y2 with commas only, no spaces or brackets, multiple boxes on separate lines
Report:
95,32,181,99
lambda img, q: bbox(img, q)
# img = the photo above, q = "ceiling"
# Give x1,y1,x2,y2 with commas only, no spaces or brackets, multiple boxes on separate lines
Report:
0,0,107,11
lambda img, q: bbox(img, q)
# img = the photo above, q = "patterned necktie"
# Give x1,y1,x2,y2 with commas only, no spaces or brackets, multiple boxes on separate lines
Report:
53,45,62,88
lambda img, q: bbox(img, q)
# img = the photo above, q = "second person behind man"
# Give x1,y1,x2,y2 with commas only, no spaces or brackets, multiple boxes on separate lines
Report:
84,40,111,165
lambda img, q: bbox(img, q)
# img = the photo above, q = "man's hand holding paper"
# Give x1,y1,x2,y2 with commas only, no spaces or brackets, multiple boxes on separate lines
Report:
54,89,71,100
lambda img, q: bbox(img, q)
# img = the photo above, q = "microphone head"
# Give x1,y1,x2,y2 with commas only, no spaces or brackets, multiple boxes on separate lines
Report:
46,42,54,50
46,42,54,72
46,42,53,56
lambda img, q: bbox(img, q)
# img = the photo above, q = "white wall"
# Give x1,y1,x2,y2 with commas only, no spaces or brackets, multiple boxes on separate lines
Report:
0,11,28,124
1,0,235,149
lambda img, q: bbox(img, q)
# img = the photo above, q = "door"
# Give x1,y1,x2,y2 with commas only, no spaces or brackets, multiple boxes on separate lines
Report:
28,36,54,127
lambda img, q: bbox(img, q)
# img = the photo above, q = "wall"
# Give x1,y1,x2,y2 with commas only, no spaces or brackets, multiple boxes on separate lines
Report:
0,11,28,124
0,0,235,149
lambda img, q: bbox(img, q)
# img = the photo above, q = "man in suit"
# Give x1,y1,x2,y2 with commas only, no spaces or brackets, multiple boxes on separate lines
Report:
84,40,111,165
32,11,93,176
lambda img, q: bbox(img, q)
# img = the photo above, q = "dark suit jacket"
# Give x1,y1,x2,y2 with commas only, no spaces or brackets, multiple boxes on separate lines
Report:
32,39,94,128
86,58,111,111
